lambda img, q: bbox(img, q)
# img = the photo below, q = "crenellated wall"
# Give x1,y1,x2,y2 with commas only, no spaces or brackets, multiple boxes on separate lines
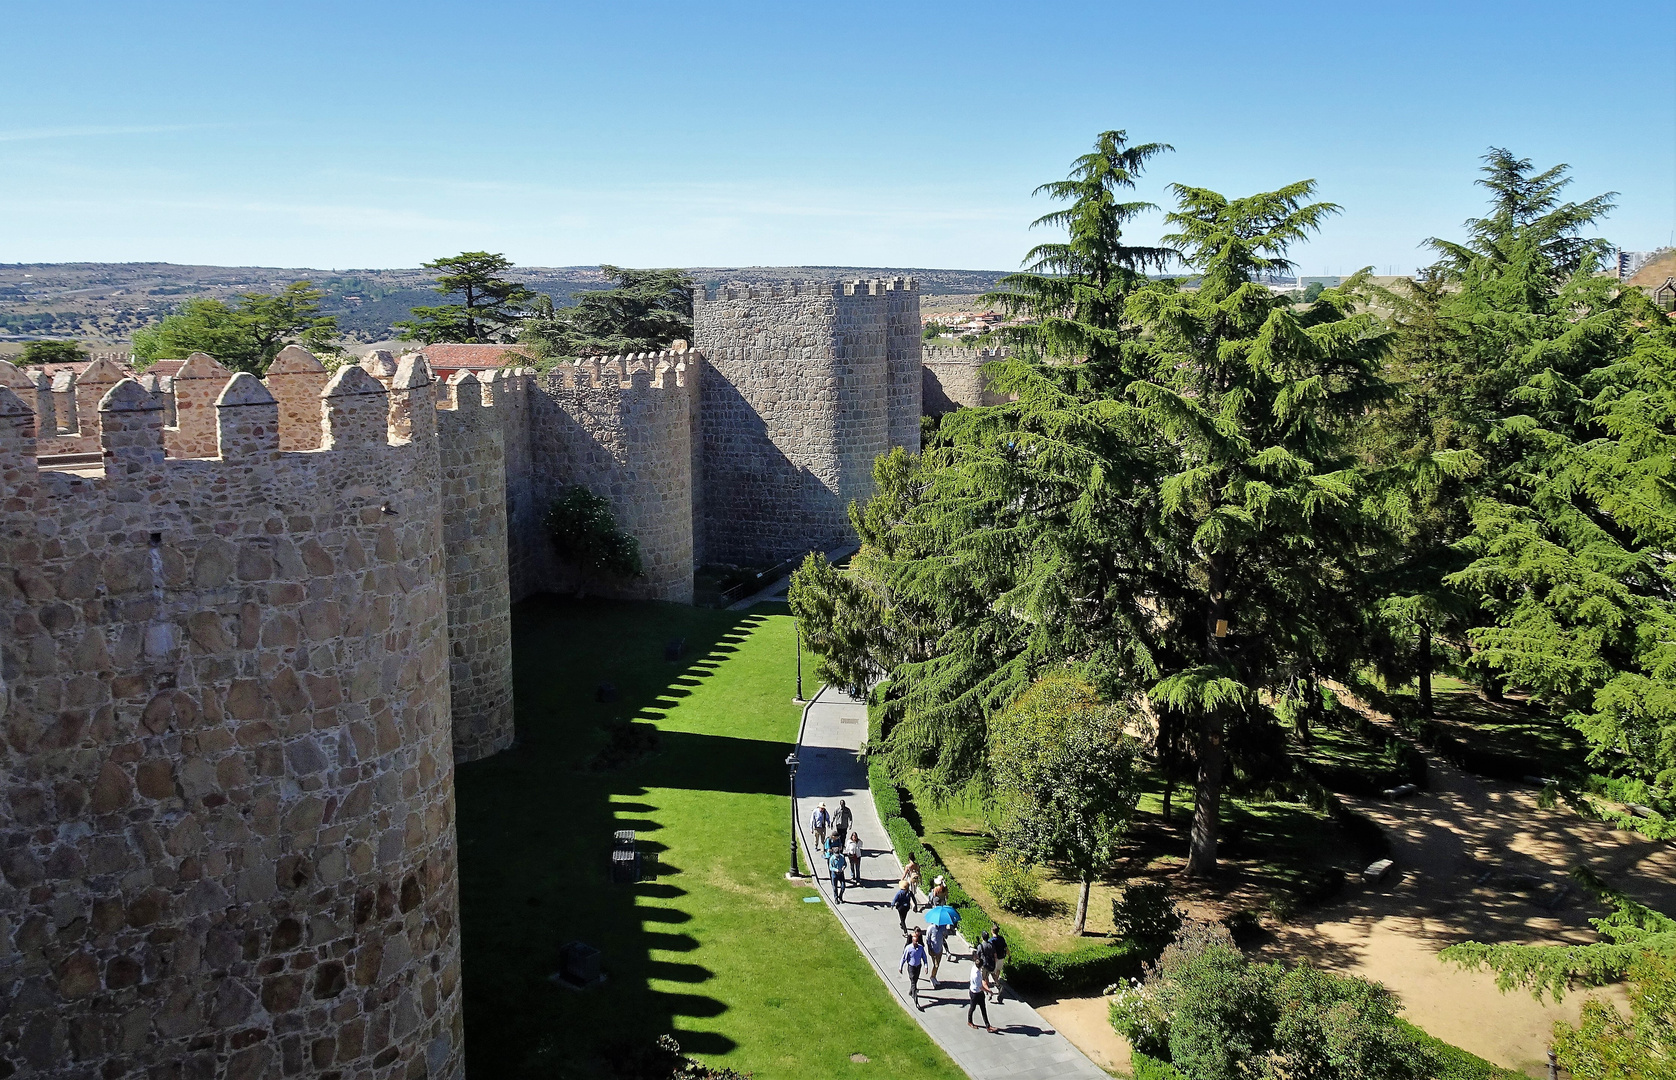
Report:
0,361,464,1080
921,344,1013,415
526,352,696,603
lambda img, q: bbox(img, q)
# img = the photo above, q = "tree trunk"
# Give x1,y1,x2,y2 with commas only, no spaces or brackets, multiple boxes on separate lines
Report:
1185,710,1224,878
1418,623,1434,719
1074,877,1092,935
1187,553,1229,879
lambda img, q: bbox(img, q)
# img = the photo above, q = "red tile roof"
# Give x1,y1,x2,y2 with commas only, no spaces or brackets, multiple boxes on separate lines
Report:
417,343,534,372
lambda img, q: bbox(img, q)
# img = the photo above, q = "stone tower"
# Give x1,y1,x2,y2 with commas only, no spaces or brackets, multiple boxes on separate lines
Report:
692,278,920,566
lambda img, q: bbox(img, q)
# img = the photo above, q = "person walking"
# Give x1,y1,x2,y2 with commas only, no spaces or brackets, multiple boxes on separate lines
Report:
844,831,863,884
827,844,848,903
988,924,1009,1003
890,883,913,933
975,930,999,1003
928,876,949,910
966,961,997,1032
925,919,947,987
899,929,929,1009
832,799,854,842
810,802,829,853
899,858,923,911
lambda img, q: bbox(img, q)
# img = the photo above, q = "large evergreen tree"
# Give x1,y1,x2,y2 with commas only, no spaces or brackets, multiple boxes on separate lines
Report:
395,252,535,344
132,282,339,374
1124,183,1392,875
519,266,694,362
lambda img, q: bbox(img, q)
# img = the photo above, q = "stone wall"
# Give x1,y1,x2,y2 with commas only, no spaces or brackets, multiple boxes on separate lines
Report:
0,362,464,1079
922,345,1012,415
884,279,923,454
525,353,696,603
436,373,514,763
693,281,904,567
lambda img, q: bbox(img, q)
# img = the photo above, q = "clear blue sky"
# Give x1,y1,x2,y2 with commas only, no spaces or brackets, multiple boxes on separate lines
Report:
3,1,1671,274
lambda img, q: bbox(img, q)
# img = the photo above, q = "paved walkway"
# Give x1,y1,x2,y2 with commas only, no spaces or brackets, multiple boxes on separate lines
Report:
794,686,1109,1080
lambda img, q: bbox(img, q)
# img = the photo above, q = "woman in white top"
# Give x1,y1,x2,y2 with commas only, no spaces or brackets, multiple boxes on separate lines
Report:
966,962,996,1032
844,831,863,884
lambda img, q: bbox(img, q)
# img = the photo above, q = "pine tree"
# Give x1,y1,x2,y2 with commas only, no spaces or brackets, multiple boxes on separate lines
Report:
395,252,535,344
1125,182,1392,875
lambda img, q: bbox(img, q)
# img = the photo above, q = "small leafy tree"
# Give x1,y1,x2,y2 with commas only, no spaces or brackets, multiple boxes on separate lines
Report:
545,486,642,595
131,282,339,374
519,266,694,362
396,252,535,344
1554,953,1676,1080
16,340,87,366
988,673,1142,935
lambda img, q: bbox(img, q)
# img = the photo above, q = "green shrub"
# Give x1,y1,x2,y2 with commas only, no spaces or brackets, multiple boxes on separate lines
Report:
1112,882,1183,947
1130,1052,1187,1080
1394,1021,1530,1080
983,854,1042,914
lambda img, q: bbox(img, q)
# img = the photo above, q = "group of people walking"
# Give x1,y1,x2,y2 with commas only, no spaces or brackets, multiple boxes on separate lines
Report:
810,801,864,902
812,799,1012,1033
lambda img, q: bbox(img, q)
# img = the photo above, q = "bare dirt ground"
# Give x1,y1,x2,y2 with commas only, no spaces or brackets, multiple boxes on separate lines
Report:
1034,716,1676,1077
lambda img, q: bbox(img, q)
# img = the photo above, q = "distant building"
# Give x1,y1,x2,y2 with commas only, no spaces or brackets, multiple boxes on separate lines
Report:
418,342,537,380
1618,250,1658,280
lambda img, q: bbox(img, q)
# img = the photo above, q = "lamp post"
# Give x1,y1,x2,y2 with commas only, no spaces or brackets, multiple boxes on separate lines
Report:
794,616,805,703
785,751,801,879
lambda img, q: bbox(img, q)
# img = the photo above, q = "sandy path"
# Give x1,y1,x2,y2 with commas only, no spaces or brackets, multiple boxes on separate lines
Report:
1260,710,1676,1073
1037,707,1676,1077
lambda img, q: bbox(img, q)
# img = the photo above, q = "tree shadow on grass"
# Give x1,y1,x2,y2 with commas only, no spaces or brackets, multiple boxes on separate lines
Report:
454,596,796,1078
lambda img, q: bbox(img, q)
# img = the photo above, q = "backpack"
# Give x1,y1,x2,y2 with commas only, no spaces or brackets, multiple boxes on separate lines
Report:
977,939,996,970
892,888,910,910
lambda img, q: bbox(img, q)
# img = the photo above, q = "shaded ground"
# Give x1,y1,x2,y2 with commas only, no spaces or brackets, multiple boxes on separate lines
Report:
454,597,961,1079
1258,694,1676,1074
910,777,1360,954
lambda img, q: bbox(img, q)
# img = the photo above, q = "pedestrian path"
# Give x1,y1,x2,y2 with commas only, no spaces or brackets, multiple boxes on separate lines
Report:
794,686,1109,1080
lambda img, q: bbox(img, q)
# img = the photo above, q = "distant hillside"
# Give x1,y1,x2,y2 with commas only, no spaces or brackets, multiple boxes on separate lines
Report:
0,262,1008,348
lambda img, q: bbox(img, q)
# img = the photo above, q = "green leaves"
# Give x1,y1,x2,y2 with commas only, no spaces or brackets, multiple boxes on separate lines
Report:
544,486,643,585
519,266,694,362
131,281,338,374
395,252,535,345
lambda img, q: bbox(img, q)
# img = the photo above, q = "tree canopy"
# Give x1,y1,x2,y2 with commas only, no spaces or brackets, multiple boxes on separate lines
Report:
131,282,338,374
16,340,87,366
519,266,694,362
395,252,536,345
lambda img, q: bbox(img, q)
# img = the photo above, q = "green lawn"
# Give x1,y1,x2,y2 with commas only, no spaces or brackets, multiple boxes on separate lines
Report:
455,597,961,1080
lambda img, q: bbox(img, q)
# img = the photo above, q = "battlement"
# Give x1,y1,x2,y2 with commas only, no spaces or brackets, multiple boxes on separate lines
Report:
696,277,918,302
542,349,698,392
923,345,1011,363
0,350,446,499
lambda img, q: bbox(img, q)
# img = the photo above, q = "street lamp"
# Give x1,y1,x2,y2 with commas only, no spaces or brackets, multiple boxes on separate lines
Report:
793,614,805,703
785,751,801,879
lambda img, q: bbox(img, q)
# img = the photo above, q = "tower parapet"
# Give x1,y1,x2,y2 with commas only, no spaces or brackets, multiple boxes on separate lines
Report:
922,344,1014,414
0,359,464,1079
693,280,919,565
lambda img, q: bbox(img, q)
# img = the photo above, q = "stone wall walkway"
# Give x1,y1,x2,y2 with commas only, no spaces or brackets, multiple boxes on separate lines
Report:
794,686,1110,1080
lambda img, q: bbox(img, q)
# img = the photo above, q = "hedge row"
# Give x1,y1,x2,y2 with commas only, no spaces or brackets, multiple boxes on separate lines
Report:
865,757,1146,995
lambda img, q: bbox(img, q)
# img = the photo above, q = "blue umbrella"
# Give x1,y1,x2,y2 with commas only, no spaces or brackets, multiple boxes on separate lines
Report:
924,905,959,926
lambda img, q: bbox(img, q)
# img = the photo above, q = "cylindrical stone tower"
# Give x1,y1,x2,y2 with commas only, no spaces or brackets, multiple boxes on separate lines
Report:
0,360,464,1080
437,370,515,762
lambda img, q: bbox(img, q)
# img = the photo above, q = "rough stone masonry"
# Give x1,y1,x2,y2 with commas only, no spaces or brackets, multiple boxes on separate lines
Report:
0,280,1012,1078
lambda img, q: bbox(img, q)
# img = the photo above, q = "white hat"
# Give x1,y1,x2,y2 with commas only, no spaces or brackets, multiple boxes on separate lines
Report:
934,876,944,885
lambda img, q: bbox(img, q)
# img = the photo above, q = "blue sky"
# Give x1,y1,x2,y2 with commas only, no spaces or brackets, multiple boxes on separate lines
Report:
3,1,1670,273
